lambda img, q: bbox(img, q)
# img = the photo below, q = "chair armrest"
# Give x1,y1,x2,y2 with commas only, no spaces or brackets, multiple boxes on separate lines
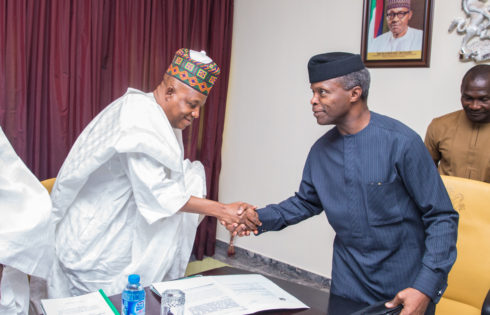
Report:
483,289,490,315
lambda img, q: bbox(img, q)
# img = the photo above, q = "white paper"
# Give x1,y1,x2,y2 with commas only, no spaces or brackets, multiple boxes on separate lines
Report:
151,274,309,315
41,291,115,315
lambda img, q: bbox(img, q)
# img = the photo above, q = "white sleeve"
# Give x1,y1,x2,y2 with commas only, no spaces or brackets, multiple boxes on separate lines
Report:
182,159,207,198
123,152,190,225
0,127,54,278
0,267,30,314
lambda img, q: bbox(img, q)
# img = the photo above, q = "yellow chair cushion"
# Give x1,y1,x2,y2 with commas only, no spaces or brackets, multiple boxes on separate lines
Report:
437,296,480,315
435,176,490,314
184,257,229,276
40,178,56,194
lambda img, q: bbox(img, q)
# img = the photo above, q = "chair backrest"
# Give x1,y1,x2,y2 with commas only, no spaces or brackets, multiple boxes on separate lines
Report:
440,175,490,310
40,178,56,194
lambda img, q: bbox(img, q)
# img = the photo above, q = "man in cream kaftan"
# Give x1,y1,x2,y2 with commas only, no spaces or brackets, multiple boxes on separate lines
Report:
0,126,54,314
49,89,206,297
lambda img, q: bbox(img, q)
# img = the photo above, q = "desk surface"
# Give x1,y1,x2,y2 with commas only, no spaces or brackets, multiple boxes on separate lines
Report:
109,266,368,314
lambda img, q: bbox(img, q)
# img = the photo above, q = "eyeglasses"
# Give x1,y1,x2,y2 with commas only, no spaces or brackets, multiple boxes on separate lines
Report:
386,11,410,20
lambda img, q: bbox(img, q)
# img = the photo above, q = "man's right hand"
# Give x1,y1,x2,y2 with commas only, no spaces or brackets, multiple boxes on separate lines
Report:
220,203,262,236
179,197,261,235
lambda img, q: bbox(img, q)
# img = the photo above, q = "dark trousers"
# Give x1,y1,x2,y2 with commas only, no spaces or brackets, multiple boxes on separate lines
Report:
326,294,437,315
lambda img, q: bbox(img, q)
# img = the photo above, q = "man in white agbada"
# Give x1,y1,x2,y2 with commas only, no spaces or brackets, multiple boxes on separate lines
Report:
0,126,54,315
48,48,260,298
369,0,423,53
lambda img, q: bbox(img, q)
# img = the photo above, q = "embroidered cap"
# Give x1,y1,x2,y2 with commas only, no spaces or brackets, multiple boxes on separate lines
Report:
166,48,220,96
386,0,411,10
308,52,365,83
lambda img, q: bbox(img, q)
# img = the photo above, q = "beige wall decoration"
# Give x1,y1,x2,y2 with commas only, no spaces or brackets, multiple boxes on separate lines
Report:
449,0,490,62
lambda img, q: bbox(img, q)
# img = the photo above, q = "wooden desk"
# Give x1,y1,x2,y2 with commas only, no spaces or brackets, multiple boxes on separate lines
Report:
109,266,368,314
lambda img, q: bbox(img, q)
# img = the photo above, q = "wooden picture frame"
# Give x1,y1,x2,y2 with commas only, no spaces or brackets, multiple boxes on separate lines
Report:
360,0,433,67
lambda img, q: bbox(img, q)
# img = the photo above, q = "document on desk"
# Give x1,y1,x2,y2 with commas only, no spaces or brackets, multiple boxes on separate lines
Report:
41,290,119,315
151,274,309,314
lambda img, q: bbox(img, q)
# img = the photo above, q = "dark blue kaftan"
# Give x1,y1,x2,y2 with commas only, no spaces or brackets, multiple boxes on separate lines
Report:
256,112,458,304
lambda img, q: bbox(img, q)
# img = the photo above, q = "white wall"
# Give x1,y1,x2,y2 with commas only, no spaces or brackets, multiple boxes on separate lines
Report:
217,0,473,278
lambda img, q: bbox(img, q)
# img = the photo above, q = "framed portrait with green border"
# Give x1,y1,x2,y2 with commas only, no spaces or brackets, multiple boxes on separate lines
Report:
361,0,433,67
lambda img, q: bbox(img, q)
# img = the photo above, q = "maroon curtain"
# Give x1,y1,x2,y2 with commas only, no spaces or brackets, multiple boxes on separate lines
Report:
0,0,233,259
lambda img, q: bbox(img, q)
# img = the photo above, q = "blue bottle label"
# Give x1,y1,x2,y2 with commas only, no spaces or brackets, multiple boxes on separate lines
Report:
122,298,145,314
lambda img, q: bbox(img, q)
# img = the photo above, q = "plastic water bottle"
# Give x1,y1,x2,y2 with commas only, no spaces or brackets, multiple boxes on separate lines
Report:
121,274,146,315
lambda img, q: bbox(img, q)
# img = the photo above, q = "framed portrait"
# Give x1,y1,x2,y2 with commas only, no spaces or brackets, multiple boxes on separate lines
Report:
360,0,433,67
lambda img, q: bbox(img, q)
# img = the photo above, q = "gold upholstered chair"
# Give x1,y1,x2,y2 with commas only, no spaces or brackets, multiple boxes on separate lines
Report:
436,175,490,315
40,178,56,194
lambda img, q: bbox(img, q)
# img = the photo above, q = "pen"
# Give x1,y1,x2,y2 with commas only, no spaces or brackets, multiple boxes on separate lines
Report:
99,289,121,315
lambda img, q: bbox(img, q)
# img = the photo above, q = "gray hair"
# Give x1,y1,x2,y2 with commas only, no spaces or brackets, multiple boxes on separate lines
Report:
336,68,371,100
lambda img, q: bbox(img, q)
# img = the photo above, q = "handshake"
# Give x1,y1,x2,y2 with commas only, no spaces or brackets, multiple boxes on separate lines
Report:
218,202,262,236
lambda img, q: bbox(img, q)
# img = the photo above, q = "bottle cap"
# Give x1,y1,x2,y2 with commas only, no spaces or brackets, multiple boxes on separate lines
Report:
128,274,140,284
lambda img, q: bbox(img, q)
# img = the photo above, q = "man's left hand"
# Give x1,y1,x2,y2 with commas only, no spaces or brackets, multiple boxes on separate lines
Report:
385,288,430,315
219,202,261,236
